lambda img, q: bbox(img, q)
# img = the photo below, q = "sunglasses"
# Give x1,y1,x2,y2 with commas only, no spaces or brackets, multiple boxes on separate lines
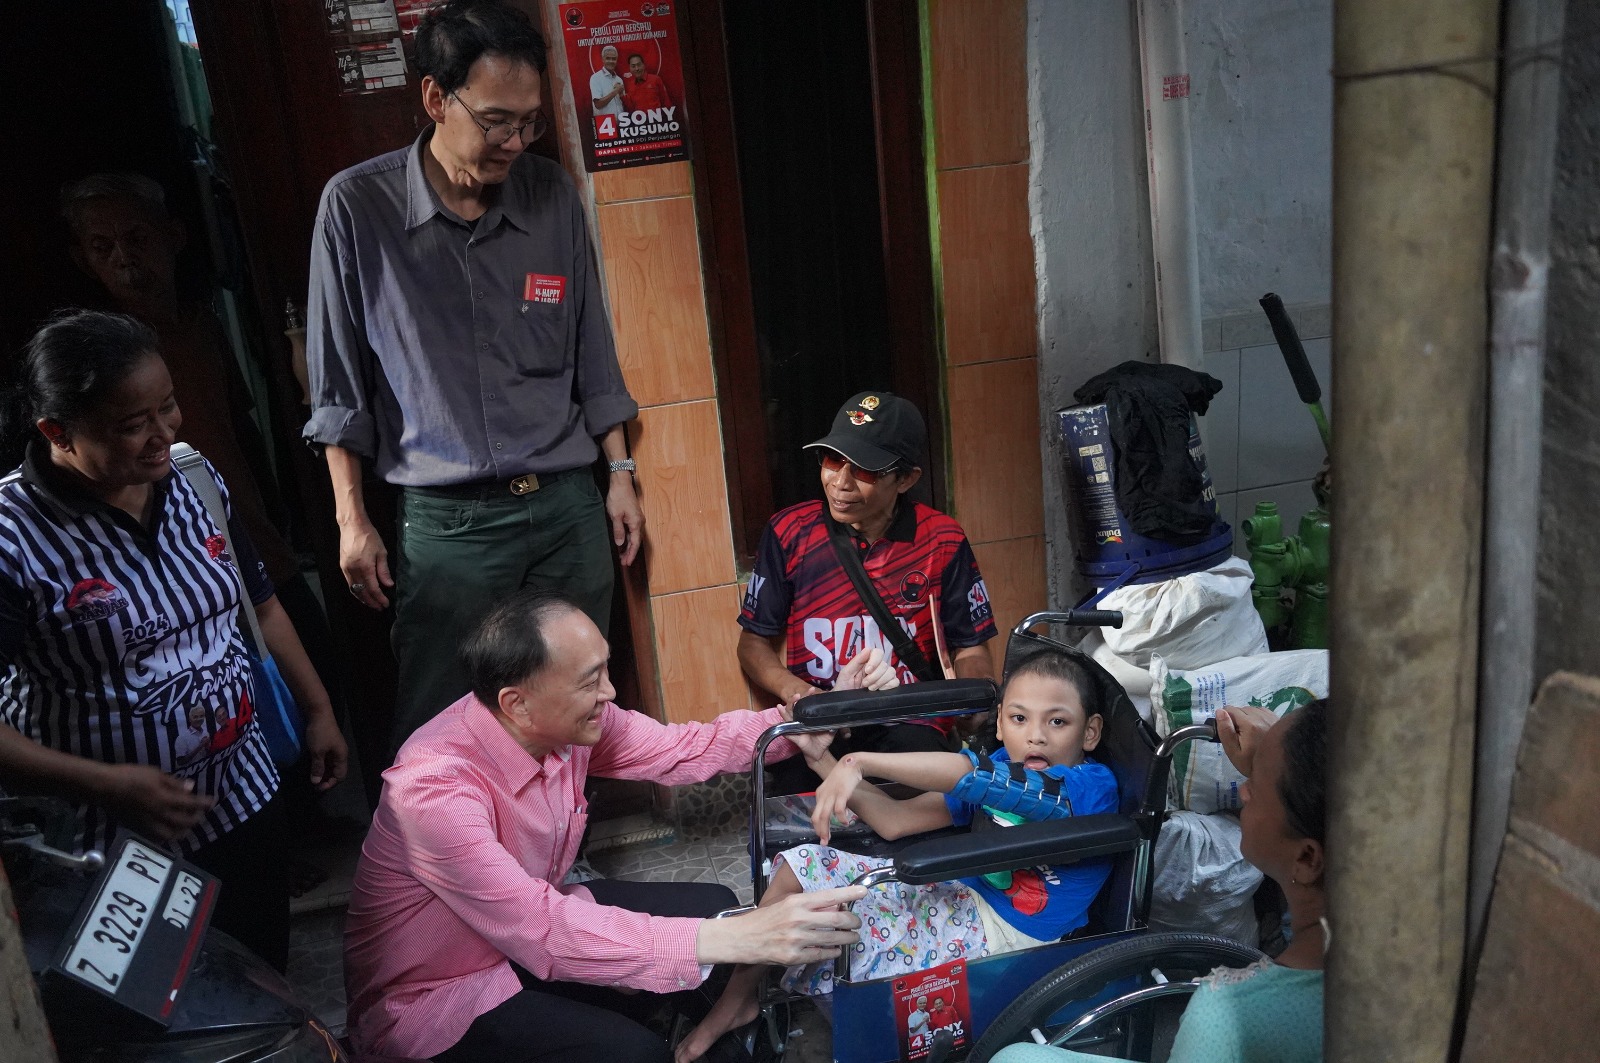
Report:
817,450,895,485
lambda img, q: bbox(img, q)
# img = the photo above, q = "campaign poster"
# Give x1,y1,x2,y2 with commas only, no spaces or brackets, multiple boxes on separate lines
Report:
891,959,971,1061
559,1,690,172
335,38,408,95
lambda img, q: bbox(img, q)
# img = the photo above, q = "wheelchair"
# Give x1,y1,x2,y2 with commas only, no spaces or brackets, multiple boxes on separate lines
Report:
736,611,1264,1063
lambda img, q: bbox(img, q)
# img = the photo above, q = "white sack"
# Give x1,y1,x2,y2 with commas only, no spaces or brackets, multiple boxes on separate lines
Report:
1097,557,1268,672
1151,649,1328,813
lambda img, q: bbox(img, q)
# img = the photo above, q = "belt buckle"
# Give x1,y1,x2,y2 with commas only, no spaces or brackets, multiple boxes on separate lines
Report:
509,474,540,496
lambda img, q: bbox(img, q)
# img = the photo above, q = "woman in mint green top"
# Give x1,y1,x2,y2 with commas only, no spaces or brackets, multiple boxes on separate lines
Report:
993,698,1329,1063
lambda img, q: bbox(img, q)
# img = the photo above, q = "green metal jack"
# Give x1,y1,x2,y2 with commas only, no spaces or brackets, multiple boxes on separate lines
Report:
1241,490,1330,649
1249,294,1333,650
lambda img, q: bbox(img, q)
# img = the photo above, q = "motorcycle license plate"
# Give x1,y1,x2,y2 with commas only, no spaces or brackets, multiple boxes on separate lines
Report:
50,832,218,1026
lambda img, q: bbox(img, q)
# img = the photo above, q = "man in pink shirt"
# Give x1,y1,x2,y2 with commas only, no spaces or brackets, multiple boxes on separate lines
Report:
344,588,865,1062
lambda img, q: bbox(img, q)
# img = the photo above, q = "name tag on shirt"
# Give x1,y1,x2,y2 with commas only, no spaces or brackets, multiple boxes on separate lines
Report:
524,273,567,304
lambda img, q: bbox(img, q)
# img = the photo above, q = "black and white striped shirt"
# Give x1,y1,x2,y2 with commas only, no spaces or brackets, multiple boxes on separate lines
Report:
0,441,280,855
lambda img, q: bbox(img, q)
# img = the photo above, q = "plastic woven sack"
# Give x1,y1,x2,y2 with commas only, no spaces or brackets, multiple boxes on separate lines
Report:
1152,649,1328,813
1097,557,1268,670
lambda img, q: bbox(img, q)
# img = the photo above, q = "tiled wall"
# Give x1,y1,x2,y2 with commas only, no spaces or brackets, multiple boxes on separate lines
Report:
929,0,1048,666
590,163,755,725
1198,303,1333,552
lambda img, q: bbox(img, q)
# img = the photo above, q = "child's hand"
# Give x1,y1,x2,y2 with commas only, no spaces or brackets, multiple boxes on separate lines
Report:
811,754,865,845
835,645,900,692
1216,704,1277,778
790,730,835,764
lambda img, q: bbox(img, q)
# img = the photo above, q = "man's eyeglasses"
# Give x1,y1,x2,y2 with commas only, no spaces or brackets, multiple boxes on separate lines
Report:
450,92,548,146
817,450,895,485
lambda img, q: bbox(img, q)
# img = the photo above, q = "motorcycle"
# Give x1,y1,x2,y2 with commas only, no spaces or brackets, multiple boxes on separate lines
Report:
2,796,341,1062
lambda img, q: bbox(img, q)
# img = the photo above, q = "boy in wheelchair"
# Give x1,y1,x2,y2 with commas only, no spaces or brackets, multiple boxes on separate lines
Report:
676,648,1117,1062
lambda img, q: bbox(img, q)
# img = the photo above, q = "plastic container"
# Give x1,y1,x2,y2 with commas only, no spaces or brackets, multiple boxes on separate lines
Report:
1058,402,1233,593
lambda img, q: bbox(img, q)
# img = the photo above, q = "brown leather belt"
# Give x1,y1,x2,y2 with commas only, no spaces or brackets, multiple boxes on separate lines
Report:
408,466,588,500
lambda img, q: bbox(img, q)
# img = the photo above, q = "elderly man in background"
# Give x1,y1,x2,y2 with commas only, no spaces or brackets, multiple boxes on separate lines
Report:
61,173,305,615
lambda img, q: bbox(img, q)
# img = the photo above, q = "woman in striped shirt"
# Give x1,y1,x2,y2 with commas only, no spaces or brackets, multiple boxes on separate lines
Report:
0,309,346,970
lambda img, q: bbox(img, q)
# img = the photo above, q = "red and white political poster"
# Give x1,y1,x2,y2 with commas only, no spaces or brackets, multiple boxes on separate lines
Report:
891,958,972,1061
558,1,689,172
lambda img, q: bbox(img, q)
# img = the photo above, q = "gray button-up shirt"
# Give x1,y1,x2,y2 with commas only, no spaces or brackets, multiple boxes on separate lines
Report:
303,128,637,486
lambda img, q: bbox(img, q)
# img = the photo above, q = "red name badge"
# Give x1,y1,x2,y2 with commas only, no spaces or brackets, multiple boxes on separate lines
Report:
524,273,567,304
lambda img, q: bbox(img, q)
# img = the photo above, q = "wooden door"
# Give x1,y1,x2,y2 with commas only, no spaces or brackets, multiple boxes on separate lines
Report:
677,0,943,562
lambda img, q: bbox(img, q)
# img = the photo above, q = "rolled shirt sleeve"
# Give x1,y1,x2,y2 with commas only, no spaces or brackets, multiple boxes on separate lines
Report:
304,187,380,458
571,195,638,438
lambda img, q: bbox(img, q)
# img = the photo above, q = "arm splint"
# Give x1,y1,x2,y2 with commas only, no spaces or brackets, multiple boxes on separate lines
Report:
948,749,1079,820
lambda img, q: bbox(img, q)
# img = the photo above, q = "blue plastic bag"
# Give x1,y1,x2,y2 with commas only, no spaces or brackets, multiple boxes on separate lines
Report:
246,643,304,766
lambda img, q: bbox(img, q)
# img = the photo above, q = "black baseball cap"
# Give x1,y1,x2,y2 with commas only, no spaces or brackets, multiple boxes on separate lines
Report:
804,391,926,471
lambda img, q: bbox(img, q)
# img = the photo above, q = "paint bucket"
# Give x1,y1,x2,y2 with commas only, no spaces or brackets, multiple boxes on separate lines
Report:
1058,403,1233,594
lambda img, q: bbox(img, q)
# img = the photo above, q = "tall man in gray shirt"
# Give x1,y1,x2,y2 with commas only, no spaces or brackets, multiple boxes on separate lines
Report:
304,0,644,758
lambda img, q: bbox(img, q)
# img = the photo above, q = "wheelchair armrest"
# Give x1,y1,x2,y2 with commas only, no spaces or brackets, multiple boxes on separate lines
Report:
791,678,998,729
890,814,1141,884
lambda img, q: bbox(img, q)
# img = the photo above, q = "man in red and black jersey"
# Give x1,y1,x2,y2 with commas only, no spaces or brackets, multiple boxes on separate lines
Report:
738,392,997,791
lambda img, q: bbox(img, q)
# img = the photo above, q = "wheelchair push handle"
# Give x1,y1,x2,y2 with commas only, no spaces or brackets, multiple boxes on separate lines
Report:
1139,720,1220,820
1013,610,1124,636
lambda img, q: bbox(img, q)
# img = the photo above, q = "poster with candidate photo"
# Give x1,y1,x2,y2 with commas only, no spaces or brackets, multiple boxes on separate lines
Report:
891,959,971,1061
559,0,689,172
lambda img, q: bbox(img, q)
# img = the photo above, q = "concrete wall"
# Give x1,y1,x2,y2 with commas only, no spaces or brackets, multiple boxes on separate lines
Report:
1185,0,1333,318
1030,0,1333,601
1538,2,1600,680
1029,0,1157,606
1186,0,1334,551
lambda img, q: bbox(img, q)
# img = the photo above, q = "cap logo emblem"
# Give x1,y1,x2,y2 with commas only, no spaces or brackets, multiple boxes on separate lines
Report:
848,411,873,425
860,395,881,410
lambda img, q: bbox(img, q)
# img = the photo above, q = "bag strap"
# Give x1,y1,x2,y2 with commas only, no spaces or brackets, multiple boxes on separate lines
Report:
170,443,268,657
826,516,942,684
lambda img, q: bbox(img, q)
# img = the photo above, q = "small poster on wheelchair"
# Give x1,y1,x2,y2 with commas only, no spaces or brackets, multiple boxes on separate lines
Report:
892,958,971,1060
48,830,219,1027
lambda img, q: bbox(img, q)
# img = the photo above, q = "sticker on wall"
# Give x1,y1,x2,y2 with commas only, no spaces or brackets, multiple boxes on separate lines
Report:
335,37,407,95
559,0,690,172
324,0,400,36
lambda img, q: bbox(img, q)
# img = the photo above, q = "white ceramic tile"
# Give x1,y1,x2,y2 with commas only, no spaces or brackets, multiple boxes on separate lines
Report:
1236,336,1332,491
1212,490,1239,546
1199,347,1241,496
1219,310,1275,353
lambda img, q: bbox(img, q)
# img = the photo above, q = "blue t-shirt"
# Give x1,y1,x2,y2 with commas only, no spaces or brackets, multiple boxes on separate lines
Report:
944,750,1119,940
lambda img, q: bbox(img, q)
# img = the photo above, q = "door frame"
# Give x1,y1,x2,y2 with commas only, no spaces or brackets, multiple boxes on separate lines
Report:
676,0,946,564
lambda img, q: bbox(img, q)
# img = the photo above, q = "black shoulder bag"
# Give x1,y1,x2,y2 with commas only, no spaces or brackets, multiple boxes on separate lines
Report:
826,521,944,683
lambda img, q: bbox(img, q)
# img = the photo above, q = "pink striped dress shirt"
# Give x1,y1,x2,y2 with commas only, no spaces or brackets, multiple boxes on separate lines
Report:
343,694,793,1060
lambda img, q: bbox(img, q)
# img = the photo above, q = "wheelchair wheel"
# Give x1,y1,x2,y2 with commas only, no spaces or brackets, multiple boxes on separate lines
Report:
968,932,1265,1062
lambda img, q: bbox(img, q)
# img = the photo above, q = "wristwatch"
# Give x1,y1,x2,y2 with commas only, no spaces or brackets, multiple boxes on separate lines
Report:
607,458,637,474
